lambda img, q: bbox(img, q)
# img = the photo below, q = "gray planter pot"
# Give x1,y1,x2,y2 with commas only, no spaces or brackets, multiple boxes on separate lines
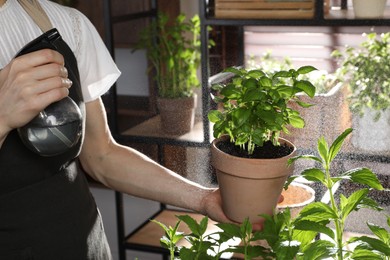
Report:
352,108,390,152
353,0,387,18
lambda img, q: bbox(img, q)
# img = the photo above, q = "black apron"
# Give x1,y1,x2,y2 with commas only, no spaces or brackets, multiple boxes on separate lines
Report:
0,29,111,259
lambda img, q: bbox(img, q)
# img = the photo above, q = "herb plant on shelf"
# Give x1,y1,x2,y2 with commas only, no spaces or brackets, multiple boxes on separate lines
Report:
332,32,390,151
133,12,208,135
152,128,390,260
332,32,390,120
134,12,202,99
207,65,317,225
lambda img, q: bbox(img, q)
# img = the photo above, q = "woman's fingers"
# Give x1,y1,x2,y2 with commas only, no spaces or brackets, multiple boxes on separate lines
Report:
18,49,65,69
29,62,68,81
0,49,71,131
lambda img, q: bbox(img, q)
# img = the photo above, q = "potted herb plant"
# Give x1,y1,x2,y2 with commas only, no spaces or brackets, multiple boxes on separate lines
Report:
152,128,389,260
134,12,203,135
207,65,317,224
332,32,390,152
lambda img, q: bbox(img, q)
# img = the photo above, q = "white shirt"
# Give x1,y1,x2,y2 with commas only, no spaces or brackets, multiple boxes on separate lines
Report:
0,0,121,102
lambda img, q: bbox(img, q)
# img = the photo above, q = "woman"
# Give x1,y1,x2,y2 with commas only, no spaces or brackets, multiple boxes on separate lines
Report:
0,0,230,258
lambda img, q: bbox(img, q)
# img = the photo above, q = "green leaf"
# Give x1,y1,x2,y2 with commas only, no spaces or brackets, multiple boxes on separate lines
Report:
259,76,273,87
359,197,383,211
295,100,315,108
300,168,326,184
317,136,329,164
240,218,253,238
287,155,323,166
223,66,241,75
216,222,242,238
285,176,299,189
152,219,184,249
302,240,337,260
294,80,316,98
289,114,305,129
179,247,198,260
151,219,171,234
257,212,289,247
294,219,335,239
299,202,338,221
292,229,318,249
159,236,173,249
367,222,390,243
244,246,270,259
297,65,318,74
340,189,369,222
342,168,384,190
242,78,258,90
258,109,278,124
273,70,292,78
275,240,300,260
350,236,390,256
207,110,222,123
196,241,216,258
351,248,385,260
199,216,209,236
171,233,185,244
242,89,265,102
277,85,294,98
328,128,353,163
220,84,241,99
387,216,390,228
176,215,202,236
232,108,251,127
247,69,265,79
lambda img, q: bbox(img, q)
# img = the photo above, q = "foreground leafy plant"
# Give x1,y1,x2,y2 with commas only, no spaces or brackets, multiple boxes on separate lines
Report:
151,219,184,260
349,218,390,260
288,128,387,259
153,128,389,259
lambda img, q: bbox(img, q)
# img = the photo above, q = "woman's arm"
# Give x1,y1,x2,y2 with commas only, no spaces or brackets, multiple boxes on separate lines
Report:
79,98,231,223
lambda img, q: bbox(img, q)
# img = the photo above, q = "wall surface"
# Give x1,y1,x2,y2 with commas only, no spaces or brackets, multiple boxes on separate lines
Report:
115,48,149,96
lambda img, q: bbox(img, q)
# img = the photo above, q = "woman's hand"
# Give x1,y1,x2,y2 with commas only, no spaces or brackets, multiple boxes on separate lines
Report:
201,189,284,231
0,49,71,140
200,188,237,224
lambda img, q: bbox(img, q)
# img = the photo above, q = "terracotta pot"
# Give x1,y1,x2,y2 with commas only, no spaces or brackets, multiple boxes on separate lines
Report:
157,94,197,135
211,136,297,224
353,0,386,18
277,182,315,219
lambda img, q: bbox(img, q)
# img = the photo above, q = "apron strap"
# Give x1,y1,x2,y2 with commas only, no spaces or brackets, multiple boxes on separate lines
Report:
18,0,53,32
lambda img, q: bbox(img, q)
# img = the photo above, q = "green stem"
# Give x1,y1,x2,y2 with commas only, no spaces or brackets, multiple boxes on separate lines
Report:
244,241,249,260
325,167,344,260
170,246,175,260
195,237,202,260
